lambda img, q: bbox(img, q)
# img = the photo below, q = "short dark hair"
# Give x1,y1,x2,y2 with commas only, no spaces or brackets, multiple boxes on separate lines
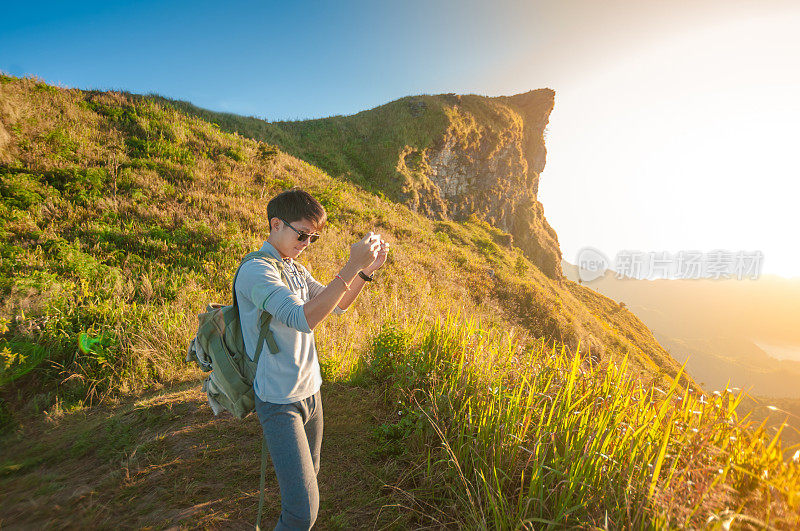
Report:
267,187,327,232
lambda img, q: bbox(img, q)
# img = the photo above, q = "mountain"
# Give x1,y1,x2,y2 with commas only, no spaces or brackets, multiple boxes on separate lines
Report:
156,88,703,383
158,90,564,280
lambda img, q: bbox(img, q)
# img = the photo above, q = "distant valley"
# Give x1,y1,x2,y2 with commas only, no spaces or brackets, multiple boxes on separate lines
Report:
563,260,800,398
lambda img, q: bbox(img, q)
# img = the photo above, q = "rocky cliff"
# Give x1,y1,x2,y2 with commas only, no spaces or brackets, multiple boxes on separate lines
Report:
396,90,562,279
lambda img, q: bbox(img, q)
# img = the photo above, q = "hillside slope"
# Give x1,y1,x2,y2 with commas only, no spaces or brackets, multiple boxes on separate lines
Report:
563,261,800,448
563,261,800,397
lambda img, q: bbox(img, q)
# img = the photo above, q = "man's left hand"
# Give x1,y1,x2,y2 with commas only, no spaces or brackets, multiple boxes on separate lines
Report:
365,239,389,273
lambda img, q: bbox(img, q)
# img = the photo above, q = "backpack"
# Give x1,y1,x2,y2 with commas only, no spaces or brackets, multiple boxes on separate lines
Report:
185,250,290,417
185,249,290,529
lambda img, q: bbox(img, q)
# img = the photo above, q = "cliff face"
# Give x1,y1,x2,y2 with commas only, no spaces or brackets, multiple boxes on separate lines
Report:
397,89,563,279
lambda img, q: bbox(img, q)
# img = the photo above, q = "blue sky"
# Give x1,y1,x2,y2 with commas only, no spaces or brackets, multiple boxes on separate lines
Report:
1,0,553,119
3,0,799,277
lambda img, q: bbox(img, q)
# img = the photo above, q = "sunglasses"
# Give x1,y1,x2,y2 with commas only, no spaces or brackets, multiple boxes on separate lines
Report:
278,217,320,243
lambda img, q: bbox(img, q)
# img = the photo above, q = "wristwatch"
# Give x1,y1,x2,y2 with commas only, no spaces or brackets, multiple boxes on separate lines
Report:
358,270,374,282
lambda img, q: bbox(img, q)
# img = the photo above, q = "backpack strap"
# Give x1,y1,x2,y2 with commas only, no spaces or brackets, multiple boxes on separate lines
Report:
258,310,279,356
233,251,291,358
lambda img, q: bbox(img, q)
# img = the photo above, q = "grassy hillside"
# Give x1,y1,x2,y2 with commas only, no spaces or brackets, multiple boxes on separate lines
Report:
564,262,800,449
157,93,453,201
1,75,798,528
0,74,688,411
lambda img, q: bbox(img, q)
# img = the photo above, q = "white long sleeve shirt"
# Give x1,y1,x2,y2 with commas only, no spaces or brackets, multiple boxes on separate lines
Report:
234,241,345,404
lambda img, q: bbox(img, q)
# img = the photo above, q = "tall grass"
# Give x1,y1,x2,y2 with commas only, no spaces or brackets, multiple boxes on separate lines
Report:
366,310,800,528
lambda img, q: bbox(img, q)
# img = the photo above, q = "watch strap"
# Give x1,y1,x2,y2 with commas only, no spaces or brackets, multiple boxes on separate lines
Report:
358,270,374,282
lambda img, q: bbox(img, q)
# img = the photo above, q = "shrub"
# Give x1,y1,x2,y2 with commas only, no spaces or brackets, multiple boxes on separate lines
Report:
514,255,528,275
367,322,411,382
43,127,79,160
0,339,49,386
223,146,245,162
0,169,47,210
257,143,279,161
370,415,416,458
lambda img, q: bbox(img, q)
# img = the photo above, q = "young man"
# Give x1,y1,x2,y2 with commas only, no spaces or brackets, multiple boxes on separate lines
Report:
234,187,387,530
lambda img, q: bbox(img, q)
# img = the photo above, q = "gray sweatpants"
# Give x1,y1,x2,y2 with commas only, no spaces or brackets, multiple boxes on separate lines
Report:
255,389,323,530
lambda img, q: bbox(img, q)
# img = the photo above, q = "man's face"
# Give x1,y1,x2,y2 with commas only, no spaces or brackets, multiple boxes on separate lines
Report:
270,217,319,259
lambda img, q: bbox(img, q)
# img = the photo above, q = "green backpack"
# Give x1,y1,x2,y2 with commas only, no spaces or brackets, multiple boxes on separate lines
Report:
185,250,290,529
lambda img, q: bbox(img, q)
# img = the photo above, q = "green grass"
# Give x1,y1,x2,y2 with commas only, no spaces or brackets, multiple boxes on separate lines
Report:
363,311,800,528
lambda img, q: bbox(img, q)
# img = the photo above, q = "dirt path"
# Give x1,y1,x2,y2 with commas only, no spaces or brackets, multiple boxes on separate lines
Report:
0,380,416,529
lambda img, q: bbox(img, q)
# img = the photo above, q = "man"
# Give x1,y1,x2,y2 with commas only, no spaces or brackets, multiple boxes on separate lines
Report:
235,187,388,530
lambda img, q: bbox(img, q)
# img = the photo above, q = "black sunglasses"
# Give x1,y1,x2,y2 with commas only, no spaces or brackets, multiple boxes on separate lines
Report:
278,217,320,243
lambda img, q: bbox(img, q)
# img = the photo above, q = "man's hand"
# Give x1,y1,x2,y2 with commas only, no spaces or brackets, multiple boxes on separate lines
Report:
348,232,383,270
305,232,388,330
365,239,389,273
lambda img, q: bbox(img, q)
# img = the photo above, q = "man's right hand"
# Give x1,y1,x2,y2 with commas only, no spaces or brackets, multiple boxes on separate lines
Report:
349,232,383,270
